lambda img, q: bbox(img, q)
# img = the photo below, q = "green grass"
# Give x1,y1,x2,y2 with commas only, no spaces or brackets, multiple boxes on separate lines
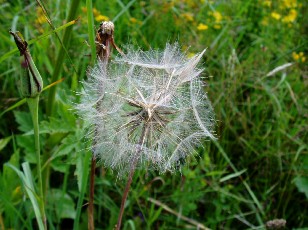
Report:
0,0,307,229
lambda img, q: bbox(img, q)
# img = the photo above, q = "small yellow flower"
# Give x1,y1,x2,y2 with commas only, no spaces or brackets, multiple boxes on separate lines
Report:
213,24,221,29
282,0,297,8
292,52,299,61
263,0,272,7
130,17,137,23
92,8,100,17
271,12,281,20
292,51,306,62
129,17,142,25
282,9,297,23
197,23,208,31
181,13,194,22
213,11,223,22
95,15,109,22
35,7,47,24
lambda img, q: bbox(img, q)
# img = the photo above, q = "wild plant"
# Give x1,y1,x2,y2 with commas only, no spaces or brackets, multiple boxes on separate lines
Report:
76,42,216,229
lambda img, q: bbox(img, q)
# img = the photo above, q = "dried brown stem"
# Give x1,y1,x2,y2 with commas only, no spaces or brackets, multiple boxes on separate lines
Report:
88,156,96,230
88,21,122,230
147,198,211,230
115,125,147,230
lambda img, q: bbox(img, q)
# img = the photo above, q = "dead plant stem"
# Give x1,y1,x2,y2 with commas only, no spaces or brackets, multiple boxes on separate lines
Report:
116,125,147,230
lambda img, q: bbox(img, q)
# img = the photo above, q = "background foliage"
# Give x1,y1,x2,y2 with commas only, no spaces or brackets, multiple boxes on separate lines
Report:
0,0,307,229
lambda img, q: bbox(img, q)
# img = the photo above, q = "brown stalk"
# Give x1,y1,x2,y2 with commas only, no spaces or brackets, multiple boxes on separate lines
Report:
115,125,148,230
88,21,122,230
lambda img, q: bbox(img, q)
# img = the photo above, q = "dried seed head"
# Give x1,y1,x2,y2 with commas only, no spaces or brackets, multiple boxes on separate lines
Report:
10,31,43,98
99,21,114,35
76,44,216,176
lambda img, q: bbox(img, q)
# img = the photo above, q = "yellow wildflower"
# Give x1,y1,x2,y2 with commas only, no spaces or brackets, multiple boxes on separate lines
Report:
181,13,194,22
263,0,272,7
197,23,208,31
292,52,306,62
292,52,299,61
92,8,100,17
213,11,223,22
282,0,297,8
299,52,306,62
35,7,47,25
282,9,297,23
129,17,142,25
213,24,221,29
271,12,281,20
162,2,174,12
95,15,109,22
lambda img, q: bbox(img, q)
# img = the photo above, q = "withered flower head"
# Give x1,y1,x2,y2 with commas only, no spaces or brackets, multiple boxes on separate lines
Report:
10,31,43,98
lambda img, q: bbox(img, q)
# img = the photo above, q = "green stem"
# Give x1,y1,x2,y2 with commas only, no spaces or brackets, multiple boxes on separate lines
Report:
27,96,46,229
86,0,96,65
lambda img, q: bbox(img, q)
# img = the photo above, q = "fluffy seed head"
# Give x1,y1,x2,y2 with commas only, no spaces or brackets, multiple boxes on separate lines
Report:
76,44,216,175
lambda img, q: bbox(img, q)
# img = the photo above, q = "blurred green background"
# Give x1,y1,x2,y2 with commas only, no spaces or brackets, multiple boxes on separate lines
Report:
0,0,307,229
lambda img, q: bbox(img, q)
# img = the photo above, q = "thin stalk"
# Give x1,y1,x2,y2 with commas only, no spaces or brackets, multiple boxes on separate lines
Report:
87,20,122,229
88,156,96,230
116,125,147,230
86,0,96,65
27,96,46,229
86,1,97,227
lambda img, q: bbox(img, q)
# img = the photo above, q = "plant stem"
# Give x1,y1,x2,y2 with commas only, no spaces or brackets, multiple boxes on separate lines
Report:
116,125,147,230
88,156,96,230
86,1,97,225
86,0,96,65
27,96,46,229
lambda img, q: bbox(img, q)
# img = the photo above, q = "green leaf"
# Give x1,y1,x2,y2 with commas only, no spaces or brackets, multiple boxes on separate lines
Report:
48,189,76,220
219,169,247,183
49,134,80,172
14,111,33,132
0,136,12,152
3,149,20,190
5,162,45,230
73,151,91,230
38,117,74,134
16,135,36,163
293,176,308,199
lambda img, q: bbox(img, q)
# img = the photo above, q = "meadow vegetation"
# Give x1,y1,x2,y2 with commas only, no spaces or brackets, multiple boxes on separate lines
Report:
0,0,307,229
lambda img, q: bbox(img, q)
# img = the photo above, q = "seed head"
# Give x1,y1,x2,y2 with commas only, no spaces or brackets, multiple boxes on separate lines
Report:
76,44,216,175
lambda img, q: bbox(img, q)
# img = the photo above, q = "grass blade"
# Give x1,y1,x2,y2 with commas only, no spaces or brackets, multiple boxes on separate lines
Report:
5,162,45,230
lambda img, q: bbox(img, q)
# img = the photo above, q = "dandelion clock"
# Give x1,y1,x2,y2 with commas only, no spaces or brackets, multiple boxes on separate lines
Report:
76,44,216,175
